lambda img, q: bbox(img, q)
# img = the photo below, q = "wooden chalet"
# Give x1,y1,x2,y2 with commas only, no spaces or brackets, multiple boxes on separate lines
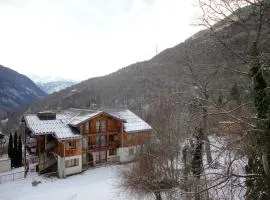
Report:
21,108,152,178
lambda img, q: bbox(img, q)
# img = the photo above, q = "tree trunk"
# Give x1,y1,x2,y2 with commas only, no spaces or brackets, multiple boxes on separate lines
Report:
202,107,212,165
204,136,212,166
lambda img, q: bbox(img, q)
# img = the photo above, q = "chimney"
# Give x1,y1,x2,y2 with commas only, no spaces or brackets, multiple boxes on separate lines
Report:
37,111,56,120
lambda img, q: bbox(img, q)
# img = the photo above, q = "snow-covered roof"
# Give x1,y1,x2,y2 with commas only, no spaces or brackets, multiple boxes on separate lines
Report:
68,111,104,126
23,114,81,140
62,108,152,133
23,108,152,140
61,108,124,126
109,110,152,133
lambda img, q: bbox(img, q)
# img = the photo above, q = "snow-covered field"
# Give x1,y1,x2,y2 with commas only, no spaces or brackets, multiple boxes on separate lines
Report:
0,165,147,200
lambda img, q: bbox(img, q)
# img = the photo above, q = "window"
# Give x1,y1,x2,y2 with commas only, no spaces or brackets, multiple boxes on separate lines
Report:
66,141,76,150
65,158,79,168
96,120,106,132
109,149,116,156
96,136,106,147
100,136,106,147
101,121,106,132
95,151,106,162
85,122,89,132
96,121,100,132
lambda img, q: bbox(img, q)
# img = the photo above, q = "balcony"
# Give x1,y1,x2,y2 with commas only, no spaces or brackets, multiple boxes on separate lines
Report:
87,131,119,136
65,148,77,156
88,140,120,152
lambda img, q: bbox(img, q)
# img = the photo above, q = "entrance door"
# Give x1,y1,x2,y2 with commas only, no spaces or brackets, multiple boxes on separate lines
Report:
83,153,94,167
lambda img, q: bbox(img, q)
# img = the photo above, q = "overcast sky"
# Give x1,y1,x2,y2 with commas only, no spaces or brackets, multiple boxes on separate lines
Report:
0,0,200,81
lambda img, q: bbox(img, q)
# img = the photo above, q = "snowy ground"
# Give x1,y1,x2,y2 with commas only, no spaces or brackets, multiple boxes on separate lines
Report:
0,165,149,200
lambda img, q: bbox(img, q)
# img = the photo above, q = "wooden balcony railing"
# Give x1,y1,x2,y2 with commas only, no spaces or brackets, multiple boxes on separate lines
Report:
87,131,119,136
65,148,77,156
88,140,120,152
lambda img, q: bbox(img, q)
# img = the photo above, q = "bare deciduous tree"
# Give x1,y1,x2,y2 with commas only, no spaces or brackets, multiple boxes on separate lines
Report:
196,0,270,198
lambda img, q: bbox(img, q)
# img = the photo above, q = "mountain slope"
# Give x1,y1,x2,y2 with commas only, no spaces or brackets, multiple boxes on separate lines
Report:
0,65,47,119
6,3,270,130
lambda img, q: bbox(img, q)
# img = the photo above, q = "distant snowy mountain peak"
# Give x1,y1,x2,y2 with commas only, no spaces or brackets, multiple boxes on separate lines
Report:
28,74,78,83
37,81,78,94
28,74,79,94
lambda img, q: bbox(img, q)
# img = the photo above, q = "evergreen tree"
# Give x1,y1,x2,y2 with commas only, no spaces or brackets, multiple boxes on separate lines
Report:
17,135,22,167
246,42,270,198
13,131,18,168
8,133,13,167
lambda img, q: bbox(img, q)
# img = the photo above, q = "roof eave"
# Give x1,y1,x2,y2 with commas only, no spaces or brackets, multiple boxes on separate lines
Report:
69,111,125,127
57,136,82,141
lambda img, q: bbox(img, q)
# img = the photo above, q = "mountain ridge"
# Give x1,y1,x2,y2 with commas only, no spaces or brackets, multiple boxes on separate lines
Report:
0,65,47,119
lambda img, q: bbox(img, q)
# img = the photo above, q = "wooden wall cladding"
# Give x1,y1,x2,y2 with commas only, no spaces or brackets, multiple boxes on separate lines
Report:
38,135,45,154
79,114,122,134
58,142,64,157
57,139,82,157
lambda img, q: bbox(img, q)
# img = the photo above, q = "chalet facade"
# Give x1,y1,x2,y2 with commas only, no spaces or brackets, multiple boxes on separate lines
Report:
21,108,152,178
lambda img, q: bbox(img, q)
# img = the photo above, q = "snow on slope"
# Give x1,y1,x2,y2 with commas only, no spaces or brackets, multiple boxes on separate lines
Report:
204,135,247,200
0,165,150,200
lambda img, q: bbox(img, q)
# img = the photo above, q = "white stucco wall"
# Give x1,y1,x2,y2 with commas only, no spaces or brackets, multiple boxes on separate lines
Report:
0,155,11,173
117,146,141,163
58,155,82,178
57,156,65,178
64,155,82,177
